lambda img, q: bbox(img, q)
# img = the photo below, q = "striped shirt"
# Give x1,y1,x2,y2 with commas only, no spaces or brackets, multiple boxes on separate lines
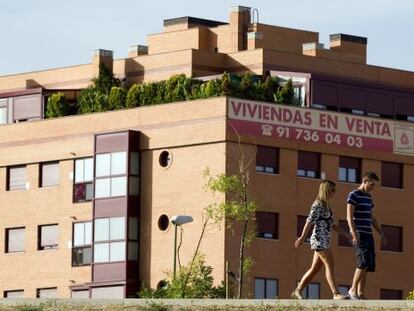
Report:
347,190,374,235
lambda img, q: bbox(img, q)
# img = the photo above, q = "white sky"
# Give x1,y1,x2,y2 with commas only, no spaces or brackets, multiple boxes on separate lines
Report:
1,0,414,76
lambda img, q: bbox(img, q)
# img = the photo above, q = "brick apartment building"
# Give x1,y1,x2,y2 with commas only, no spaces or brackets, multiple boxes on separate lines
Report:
0,6,413,299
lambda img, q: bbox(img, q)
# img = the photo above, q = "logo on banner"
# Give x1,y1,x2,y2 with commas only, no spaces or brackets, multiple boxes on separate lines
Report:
394,124,414,154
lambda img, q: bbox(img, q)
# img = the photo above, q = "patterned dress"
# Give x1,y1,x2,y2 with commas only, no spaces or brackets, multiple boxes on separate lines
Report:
306,200,334,251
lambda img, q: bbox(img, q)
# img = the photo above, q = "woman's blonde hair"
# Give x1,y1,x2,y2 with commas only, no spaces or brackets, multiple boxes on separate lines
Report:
316,179,336,206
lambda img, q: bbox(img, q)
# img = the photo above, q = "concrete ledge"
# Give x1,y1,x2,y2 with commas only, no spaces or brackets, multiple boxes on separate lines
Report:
0,299,413,309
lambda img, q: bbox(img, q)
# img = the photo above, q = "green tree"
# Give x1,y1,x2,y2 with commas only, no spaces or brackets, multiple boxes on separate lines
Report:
204,133,257,299
263,76,279,102
92,63,120,96
108,86,126,110
239,72,255,99
275,79,297,106
76,64,121,113
77,89,108,114
407,290,414,299
125,84,141,108
45,92,70,118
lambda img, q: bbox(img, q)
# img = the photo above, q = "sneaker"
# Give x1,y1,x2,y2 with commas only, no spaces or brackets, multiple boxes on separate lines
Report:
291,288,303,299
347,290,359,300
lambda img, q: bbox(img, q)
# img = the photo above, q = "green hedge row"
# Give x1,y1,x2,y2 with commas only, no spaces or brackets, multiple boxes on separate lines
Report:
45,67,299,119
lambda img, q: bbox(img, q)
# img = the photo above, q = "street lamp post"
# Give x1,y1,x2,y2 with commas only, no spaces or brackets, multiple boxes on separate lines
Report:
171,215,193,277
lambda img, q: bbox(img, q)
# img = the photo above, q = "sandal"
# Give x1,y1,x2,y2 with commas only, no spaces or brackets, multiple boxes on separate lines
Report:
292,287,303,299
333,291,345,300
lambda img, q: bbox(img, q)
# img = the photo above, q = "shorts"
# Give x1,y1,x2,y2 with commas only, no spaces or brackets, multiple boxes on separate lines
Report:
355,233,375,272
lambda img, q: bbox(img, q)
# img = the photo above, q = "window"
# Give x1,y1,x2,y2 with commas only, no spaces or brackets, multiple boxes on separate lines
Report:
72,222,92,266
338,285,350,296
256,146,279,174
338,156,360,183
40,162,59,187
296,216,311,243
36,287,57,298
0,104,7,125
311,103,326,110
6,227,25,253
94,217,126,263
381,225,403,252
302,282,320,299
338,220,352,247
256,212,278,239
38,224,58,250
95,152,127,198
254,278,278,299
367,112,380,118
352,109,365,115
382,162,403,189
4,290,24,298
128,217,139,261
73,157,93,203
380,289,402,300
71,289,89,299
7,166,27,191
91,286,124,298
297,151,320,178
129,152,140,196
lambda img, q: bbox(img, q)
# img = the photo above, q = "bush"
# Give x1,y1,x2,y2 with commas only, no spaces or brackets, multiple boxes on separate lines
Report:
48,72,292,118
139,255,225,299
76,64,120,113
45,92,70,118
108,86,126,110
126,84,141,108
407,289,414,299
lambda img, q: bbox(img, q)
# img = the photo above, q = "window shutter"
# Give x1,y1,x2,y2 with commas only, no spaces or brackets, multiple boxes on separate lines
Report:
9,166,27,190
41,225,58,248
42,162,59,187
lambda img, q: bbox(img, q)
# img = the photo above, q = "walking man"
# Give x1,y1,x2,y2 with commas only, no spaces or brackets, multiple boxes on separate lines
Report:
346,171,387,299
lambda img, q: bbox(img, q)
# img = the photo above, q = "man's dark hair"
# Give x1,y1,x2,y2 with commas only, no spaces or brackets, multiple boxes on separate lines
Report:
362,171,379,182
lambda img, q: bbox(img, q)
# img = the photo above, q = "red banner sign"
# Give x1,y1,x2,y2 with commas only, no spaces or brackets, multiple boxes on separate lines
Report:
228,98,414,156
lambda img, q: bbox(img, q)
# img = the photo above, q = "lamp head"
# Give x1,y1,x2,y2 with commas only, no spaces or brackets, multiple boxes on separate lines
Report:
171,215,193,226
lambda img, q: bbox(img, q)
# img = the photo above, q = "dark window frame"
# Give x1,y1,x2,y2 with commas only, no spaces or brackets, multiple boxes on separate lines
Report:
254,277,278,299
303,282,320,299
5,227,25,253
256,146,279,174
3,290,24,298
297,151,320,179
6,165,27,191
380,288,403,300
36,287,57,298
256,212,279,240
93,217,126,264
39,161,60,188
94,152,128,199
73,157,94,203
381,225,403,252
72,221,92,267
38,224,59,250
381,161,403,189
338,156,361,183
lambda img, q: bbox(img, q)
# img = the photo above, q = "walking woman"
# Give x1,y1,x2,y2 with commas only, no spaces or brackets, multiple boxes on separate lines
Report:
293,179,348,300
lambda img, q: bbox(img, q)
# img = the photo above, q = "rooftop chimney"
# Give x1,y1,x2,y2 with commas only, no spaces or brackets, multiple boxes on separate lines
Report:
128,45,148,58
92,49,113,77
329,33,367,64
230,6,251,52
